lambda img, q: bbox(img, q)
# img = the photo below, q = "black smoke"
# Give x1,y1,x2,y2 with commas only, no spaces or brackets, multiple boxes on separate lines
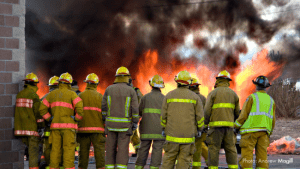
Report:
25,0,296,88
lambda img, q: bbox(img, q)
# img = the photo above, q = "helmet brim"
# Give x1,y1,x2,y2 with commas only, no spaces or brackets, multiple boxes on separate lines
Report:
216,77,232,81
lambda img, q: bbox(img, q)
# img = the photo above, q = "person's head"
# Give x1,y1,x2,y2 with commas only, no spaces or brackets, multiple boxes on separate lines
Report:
216,70,232,82
174,70,192,87
189,77,200,90
115,66,130,84
252,75,271,90
84,73,99,87
58,72,73,84
149,75,165,89
23,73,39,86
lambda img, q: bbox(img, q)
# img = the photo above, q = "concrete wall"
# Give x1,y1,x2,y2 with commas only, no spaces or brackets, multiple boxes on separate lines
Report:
0,0,26,168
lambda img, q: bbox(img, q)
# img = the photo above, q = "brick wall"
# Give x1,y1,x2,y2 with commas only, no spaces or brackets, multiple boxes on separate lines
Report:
0,0,26,169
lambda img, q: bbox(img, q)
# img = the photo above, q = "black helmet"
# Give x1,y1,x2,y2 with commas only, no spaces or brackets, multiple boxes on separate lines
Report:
252,76,271,88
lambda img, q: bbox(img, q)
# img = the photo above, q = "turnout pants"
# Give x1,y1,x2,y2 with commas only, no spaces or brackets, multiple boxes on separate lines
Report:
206,127,238,169
161,142,195,169
49,129,76,169
239,131,270,169
192,133,208,169
22,136,40,169
135,140,164,169
130,130,141,152
78,133,106,169
105,131,131,169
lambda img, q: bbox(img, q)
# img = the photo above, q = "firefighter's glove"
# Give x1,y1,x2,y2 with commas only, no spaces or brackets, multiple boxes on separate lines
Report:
203,127,208,133
46,117,54,127
38,128,45,137
196,130,202,138
162,130,166,137
102,115,106,122
233,128,239,134
132,123,138,131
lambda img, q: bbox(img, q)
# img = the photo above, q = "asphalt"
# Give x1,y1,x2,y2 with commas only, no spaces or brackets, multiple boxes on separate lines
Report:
24,152,300,169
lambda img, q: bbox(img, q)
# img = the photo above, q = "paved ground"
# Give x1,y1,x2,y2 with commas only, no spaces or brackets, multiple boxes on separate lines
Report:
24,152,300,169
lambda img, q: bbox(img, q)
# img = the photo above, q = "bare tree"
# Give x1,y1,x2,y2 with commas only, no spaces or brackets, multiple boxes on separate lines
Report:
268,79,300,118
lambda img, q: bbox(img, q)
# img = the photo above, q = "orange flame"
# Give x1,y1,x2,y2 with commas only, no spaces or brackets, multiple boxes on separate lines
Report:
136,49,284,107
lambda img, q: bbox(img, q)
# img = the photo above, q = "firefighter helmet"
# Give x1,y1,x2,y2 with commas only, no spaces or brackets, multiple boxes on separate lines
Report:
48,76,59,86
149,75,165,88
84,73,99,84
23,73,39,83
190,77,201,86
216,70,232,81
59,72,73,84
175,70,192,85
252,75,271,88
115,66,130,76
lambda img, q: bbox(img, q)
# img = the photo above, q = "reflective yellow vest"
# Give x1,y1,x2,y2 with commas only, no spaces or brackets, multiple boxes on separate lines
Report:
240,92,274,135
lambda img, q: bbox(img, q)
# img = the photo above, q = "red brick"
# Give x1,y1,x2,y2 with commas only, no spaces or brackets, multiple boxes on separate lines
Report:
6,83,18,94
0,163,13,169
0,95,12,106
5,0,19,4
6,39,19,49
0,26,12,37
0,107,14,117
5,16,19,27
4,129,14,139
0,38,5,48
0,73,12,83
0,84,4,94
0,152,19,163
0,61,5,71
0,118,12,129
0,3,12,14
0,141,12,151
0,15,4,25
6,61,19,71
0,130,4,140
0,49,12,60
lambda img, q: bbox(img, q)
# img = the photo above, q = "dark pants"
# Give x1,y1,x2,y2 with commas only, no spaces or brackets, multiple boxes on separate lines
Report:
135,140,164,168
105,131,131,168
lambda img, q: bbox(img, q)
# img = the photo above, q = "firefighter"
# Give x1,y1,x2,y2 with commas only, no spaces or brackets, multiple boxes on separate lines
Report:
14,73,43,169
161,70,204,169
189,77,209,169
128,76,142,157
204,70,240,169
39,76,60,169
77,73,105,169
234,76,276,169
39,72,84,169
102,66,139,169
135,75,165,169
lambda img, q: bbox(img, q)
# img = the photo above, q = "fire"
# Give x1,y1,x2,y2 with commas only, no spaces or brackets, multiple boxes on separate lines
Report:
267,136,300,154
136,49,284,107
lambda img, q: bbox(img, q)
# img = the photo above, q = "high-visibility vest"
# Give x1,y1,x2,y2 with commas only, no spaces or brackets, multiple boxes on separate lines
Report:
240,92,274,135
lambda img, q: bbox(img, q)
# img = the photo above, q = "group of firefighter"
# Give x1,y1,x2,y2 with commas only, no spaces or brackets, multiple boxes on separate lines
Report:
14,66,276,169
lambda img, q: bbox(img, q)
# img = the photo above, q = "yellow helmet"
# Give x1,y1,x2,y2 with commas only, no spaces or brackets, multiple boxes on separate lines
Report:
59,72,73,84
149,75,165,88
48,76,59,86
84,73,99,84
174,70,192,85
23,72,39,83
115,66,130,77
216,70,232,81
190,77,201,86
